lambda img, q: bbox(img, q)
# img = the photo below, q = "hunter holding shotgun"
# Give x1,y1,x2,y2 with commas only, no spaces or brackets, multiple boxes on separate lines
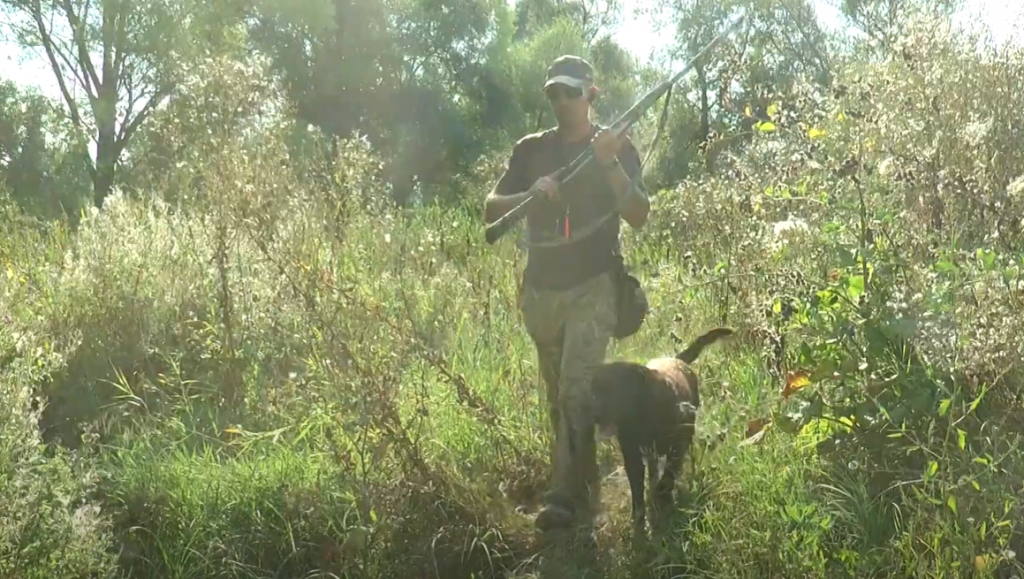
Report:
483,54,650,534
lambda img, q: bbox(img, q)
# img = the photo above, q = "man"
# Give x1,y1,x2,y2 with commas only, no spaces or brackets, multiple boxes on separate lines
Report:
483,55,650,534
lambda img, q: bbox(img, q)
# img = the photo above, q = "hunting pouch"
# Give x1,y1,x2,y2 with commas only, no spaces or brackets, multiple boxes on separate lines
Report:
612,257,648,340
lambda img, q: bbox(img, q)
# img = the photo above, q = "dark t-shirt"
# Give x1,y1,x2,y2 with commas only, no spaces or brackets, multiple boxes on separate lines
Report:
493,124,646,291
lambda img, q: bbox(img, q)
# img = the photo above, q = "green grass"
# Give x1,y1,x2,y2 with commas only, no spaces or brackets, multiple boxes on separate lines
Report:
2,122,1024,579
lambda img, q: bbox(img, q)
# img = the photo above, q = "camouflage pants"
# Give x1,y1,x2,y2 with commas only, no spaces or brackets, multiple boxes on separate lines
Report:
519,270,618,526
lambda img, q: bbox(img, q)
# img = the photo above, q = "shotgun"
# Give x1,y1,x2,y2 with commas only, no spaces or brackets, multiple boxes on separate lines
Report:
484,12,747,245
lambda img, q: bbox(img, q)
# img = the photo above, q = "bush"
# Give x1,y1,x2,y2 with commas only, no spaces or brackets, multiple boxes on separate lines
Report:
2,11,1023,579
648,15,1024,577
0,280,117,578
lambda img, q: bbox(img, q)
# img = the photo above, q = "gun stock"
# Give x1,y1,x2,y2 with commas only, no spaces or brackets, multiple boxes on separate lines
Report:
484,196,532,244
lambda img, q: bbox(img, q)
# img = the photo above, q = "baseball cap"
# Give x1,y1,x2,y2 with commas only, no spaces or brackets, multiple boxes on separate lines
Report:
543,55,594,90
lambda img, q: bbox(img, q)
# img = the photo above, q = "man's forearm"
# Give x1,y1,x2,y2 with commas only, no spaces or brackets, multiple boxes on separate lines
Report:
484,188,533,224
604,161,649,228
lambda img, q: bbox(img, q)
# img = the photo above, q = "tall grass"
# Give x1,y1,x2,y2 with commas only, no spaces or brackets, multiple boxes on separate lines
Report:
2,16,1024,579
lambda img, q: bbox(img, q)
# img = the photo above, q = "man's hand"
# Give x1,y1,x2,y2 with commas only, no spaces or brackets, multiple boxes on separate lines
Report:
529,173,561,201
483,171,561,224
592,128,628,167
593,128,650,229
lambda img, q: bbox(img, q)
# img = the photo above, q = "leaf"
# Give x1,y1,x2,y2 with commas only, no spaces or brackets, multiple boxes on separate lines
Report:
807,127,827,139
782,370,812,398
846,275,865,300
341,526,370,556
767,103,779,117
741,418,771,446
739,425,770,447
927,460,939,477
957,428,966,451
947,496,958,516
745,105,752,117
1003,266,1020,284
758,121,776,132
810,359,838,382
938,398,951,417
934,258,957,274
746,417,768,438
373,439,390,463
776,404,810,434
977,248,997,270
968,384,987,414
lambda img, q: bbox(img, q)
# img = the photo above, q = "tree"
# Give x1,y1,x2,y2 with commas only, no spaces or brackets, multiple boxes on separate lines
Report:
248,0,508,205
513,0,623,43
640,0,835,186
832,0,964,57
0,78,91,219
3,0,246,208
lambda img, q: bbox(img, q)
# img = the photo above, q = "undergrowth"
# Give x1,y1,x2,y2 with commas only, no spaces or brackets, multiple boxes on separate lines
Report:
2,16,1024,579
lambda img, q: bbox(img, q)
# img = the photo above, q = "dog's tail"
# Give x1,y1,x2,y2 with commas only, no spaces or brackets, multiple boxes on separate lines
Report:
675,327,735,364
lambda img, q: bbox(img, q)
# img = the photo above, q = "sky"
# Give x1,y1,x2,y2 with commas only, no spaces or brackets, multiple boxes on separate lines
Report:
609,0,1024,65
2,0,1022,101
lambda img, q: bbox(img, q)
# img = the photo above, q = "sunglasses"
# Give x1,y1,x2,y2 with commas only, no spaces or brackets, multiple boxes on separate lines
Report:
545,85,584,101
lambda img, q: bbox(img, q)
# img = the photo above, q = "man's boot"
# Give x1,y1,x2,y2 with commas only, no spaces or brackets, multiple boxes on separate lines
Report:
534,486,576,532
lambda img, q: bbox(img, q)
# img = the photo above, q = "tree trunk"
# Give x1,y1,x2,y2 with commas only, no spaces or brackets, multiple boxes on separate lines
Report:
93,132,117,208
93,5,121,208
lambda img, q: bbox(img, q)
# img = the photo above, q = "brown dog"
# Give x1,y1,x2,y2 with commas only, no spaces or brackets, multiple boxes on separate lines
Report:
589,327,734,532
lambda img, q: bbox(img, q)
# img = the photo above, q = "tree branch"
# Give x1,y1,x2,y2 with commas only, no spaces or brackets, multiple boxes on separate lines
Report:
50,35,89,93
120,78,138,135
115,82,174,156
786,5,831,81
61,0,101,94
29,0,96,179
111,6,128,78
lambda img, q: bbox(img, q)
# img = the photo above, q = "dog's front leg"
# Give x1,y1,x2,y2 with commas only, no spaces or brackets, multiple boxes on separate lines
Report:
646,446,660,495
656,438,687,510
620,437,646,533
657,404,697,508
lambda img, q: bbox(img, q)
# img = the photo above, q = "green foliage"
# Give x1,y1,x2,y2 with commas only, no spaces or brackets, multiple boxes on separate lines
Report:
649,12,1024,577
2,0,254,207
0,236,118,577
0,80,92,221
101,438,381,578
243,0,640,205
2,1,1024,578
838,0,964,54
